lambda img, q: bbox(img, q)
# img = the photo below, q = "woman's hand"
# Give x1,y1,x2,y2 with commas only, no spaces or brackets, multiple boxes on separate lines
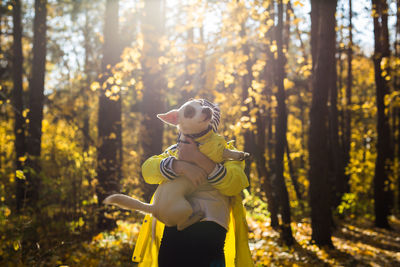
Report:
172,160,207,187
178,137,217,175
177,138,201,164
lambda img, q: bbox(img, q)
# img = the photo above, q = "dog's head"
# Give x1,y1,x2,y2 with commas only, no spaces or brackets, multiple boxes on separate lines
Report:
157,99,220,135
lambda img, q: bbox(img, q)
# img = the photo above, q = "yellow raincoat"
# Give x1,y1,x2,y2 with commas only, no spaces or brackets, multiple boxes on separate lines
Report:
132,131,254,267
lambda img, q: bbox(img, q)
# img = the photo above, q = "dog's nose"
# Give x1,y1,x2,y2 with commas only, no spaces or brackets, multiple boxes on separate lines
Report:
202,107,212,121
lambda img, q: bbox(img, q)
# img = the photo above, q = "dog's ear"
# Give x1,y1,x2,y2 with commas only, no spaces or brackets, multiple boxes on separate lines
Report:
157,109,179,126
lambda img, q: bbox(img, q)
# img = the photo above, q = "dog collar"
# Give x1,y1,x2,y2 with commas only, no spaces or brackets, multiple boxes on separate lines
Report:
182,125,213,139
177,126,213,145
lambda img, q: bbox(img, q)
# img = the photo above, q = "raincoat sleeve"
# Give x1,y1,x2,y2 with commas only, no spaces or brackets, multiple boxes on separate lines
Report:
207,142,249,196
141,144,179,184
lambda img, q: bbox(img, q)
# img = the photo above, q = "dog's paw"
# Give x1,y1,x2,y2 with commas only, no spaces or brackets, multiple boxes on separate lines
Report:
242,152,250,160
237,152,250,161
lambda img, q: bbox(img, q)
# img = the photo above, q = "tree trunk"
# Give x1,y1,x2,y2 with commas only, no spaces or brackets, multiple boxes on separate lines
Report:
285,138,304,212
290,4,309,172
12,0,26,213
328,12,344,209
343,0,353,195
260,0,279,229
198,25,206,94
82,9,91,153
239,12,255,188
140,0,166,202
299,94,307,170
308,0,336,247
338,16,345,157
273,0,294,245
96,0,122,231
330,0,351,210
255,100,279,228
26,0,47,207
0,2,4,80
310,0,320,72
372,0,394,229
396,0,400,216
181,26,196,101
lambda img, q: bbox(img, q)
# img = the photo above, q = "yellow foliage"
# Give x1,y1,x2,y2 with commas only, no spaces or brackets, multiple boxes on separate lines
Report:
284,78,294,89
15,170,25,180
294,0,304,7
90,81,100,91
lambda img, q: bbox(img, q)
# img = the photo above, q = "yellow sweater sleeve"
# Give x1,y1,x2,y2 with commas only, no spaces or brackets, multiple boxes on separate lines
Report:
208,142,249,196
141,144,178,185
213,160,249,196
142,142,249,196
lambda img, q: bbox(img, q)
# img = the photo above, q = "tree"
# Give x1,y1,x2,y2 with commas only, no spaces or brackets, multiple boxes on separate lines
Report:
26,0,47,207
237,0,255,183
82,3,93,153
140,0,166,201
95,0,122,231
273,0,294,245
255,102,279,228
182,10,196,101
372,0,394,228
308,0,337,247
260,0,279,230
334,0,353,207
395,0,400,215
343,0,353,192
12,0,26,213
328,2,346,210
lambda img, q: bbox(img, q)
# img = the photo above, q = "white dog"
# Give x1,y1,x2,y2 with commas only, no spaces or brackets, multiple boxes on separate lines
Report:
103,99,248,230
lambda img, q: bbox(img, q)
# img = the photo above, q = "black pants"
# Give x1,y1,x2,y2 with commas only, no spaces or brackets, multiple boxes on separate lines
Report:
158,221,227,267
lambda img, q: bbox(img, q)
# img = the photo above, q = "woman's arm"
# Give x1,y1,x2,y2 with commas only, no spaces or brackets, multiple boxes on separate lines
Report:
177,138,216,175
142,143,208,187
172,160,207,187
177,138,249,196
142,144,182,184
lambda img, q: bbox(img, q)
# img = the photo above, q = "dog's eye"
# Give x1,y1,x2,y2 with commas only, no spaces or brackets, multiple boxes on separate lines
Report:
184,105,196,118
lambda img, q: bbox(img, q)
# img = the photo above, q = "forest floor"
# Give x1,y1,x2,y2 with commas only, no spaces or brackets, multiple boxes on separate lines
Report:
248,216,400,266
59,216,400,267
2,215,399,266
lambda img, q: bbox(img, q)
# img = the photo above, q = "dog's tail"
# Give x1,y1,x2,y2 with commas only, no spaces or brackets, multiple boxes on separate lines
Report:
103,194,154,214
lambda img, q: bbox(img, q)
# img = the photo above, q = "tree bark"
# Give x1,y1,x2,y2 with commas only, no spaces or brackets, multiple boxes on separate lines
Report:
372,0,394,228
26,0,47,207
285,138,304,211
256,106,279,228
96,0,122,231
338,15,345,158
273,0,294,245
328,11,344,209
260,0,279,229
12,0,26,213
396,0,400,217
181,25,196,101
82,8,91,153
343,0,353,195
198,25,206,94
308,0,336,247
310,0,320,72
238,1,255,187
140,0,166,202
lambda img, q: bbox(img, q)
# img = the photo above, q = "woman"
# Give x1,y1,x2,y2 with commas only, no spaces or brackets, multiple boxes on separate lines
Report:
132,134,254,267
133,98,253,266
